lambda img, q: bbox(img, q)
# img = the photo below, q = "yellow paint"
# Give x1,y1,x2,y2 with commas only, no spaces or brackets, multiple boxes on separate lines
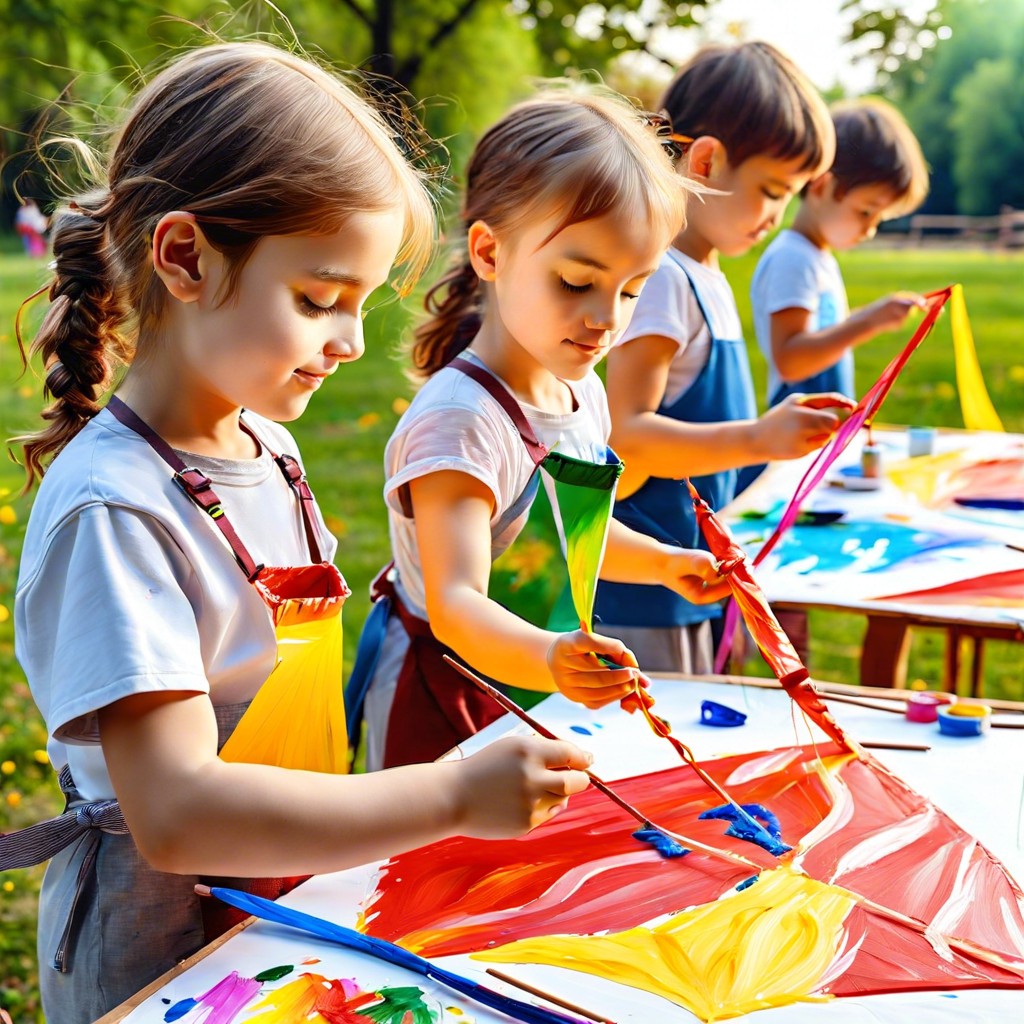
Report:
244,973,320,1021
472,866,856,1022
946,702,990,718
950,284,1004,432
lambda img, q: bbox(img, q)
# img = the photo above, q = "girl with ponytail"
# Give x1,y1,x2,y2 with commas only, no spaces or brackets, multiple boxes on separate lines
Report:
350,88,729,772
4,42,597,1023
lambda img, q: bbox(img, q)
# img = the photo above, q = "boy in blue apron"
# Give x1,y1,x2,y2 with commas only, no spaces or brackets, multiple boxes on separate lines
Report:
752,97,930,409
596,41,855,672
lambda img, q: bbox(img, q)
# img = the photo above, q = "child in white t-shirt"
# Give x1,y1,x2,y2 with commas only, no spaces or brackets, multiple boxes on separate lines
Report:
4,43,598,1024
356,88,730,770
752,98,930,407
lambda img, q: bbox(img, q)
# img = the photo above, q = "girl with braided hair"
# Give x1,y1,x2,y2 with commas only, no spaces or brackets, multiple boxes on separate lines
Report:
4,42,596,1022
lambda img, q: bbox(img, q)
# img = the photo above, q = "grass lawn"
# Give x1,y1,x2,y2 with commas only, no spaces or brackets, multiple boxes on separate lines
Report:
1,235,1022,1017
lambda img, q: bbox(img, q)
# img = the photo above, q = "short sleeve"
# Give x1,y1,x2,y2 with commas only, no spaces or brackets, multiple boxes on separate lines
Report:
756,245,821,317
383,404,526,521
15,504,209,745
617,260,696,350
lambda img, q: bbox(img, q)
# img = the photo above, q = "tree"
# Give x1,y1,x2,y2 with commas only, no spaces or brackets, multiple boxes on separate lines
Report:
877,0,1024,214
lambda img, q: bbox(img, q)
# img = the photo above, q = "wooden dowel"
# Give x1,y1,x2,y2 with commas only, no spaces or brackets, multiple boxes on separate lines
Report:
860,740,931,752
822,693,906,714
485,968,616,1024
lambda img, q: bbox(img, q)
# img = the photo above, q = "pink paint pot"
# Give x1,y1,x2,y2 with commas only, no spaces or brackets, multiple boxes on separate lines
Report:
905,691,951,724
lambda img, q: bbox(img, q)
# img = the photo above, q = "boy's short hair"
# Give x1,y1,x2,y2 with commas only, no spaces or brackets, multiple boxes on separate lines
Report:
660,40,834,177
829,98,929,216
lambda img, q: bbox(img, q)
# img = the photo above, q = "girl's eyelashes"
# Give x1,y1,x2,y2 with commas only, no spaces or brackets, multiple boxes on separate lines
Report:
298,294,336,318
560,277,590,295
560,277,641,301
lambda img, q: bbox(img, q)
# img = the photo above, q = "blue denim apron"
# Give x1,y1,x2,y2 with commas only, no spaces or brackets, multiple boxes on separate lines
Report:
594,256,757,629
770,351,854,407
768,289,854,406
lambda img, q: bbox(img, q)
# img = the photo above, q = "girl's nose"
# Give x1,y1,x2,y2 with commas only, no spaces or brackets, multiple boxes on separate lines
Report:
327,321,365,362
585,300,618,332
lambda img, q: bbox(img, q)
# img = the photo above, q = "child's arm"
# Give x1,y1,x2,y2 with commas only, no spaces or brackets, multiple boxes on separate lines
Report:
600,519,731,603
606,335,850,491
100,689,592,876
771,292,926,383
410,469,642,707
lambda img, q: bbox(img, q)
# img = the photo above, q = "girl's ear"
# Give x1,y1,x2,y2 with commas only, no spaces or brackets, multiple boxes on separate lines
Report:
466,220,498,282
685,136,725,182
152,212,213,302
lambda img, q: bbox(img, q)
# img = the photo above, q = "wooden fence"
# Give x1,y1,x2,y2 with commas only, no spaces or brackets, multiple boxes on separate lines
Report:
892,205,1024,248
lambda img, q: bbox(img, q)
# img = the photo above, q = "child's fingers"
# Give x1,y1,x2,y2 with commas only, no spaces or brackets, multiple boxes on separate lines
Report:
539,739,593,773
797,392,857,412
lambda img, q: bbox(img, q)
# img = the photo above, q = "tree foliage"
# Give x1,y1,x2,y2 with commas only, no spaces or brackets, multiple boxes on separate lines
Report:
877,0,1024,214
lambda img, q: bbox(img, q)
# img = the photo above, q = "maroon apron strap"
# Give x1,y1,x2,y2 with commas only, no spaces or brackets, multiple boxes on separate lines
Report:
106,395,265,582
238,418,324,565
449,357,549,467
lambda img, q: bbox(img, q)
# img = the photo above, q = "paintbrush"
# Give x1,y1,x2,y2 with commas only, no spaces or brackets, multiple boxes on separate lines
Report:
442,654,760,870
195,885,591,1024
485,968,616,1024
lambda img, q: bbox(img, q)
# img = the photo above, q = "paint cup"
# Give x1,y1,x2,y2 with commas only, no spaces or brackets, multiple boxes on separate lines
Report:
860,443,883,479
908,426,937,457
905,691,950,724
937,702,991,737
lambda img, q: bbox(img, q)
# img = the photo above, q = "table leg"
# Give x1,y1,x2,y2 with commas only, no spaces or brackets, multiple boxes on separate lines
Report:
944,626,962,692
860,616,910,688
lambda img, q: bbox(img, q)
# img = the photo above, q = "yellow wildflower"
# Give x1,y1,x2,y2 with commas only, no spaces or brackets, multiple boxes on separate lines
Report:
6,791,22,808
0,760,14,775
0,506,16,526
391,397,411,416
34,749,50,765
2,880,14,893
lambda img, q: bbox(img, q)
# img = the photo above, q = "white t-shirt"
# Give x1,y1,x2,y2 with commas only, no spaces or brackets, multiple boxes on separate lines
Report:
751,228,849,403
615,248,742,406
15,408,337,802
384,352,612,619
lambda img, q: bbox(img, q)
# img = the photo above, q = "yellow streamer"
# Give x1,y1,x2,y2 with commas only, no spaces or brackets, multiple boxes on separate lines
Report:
951,284,1003,432
473,866,856,1022
219,604,348,774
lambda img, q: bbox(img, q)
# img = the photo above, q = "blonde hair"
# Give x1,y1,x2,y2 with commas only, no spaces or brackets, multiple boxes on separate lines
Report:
660,41,835,176
411,87,691,378
16,41,438,485
829,97,929,217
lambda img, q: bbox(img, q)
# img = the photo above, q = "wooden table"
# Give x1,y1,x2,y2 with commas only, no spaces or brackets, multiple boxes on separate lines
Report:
102,675,1024,1023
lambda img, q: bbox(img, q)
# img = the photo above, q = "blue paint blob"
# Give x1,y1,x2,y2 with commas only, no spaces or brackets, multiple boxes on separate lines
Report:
569,725,592,735
632,827,690,859
164,997,198,1022
735,874,759,891
700,803,792,856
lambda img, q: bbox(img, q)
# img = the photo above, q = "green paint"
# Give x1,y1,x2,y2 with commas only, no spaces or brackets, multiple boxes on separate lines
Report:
363,985,438,1024
254,963,294,982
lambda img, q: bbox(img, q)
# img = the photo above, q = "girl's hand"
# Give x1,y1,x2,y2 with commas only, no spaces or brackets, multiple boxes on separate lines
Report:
756,392,855,460
453,735,592,838
547,629,641,709
656,548,731,604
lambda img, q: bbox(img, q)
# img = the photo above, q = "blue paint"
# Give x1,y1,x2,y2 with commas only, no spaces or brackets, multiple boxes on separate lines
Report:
735,874,759,891
164,997,198,1022
632,826,690,858
700,803,792,856
735,519,988,576
700,700,747,727
569,725,592,735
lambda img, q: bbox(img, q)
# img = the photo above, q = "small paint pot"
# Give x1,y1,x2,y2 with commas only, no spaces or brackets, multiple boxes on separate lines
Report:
700,700,747,728
905,691,945,723
937,703,991,737
861,443,883,479
907,426,937,458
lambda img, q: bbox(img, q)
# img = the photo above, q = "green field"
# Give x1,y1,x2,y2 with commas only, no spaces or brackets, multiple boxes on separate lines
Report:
1,236,1023,1017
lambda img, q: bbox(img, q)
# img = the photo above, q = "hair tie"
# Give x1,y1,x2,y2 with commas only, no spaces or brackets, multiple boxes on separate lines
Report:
644,111,692,162
45,359,76,400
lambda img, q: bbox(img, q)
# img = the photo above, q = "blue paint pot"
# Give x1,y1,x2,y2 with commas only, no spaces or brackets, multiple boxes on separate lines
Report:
700,700,747,727
937,703,991,737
